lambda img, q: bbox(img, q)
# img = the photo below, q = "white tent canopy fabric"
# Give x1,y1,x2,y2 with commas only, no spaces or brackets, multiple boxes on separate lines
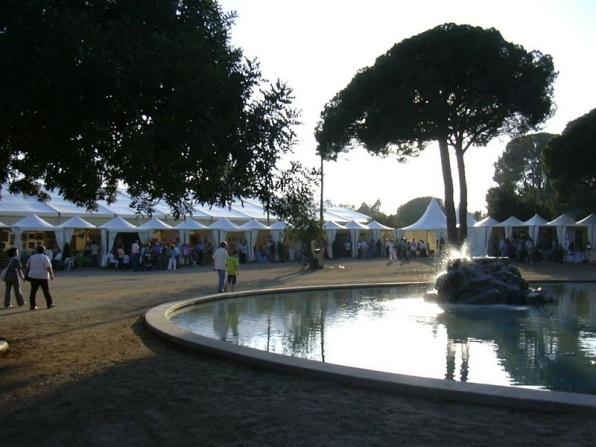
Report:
11,214,57,250
323,220,347,259
470,216,500,256
240,219,270,262
367,220,394,240
12,213,57,231
56,216,96,252
138,217,173,244
401,198,446,231
575,213,596,250
138,217,173,230
99,217,140,266
59,216,96,229
175,219,209,245
495,216,524,240
209,218,241,247
546,214,577,247
522,214,548,244
270,220,292,245
324,207,369,223
345,221,369,258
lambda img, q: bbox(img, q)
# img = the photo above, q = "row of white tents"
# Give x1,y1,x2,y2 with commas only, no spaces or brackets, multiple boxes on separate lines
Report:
0,214,295,265
1,190,594,263
0,187,372,265
397,198,596,257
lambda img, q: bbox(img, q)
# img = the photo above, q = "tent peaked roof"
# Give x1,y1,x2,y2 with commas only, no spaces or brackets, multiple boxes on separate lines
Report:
209,218,241,231
576,213,596,226
523,214,548,226
325,207,369,223
240,219,270,231
99,216,138,231
546,214,576,226
0,221,7,228
59,216,96,229
175,219,209,230
474,216,499,227
270,220,292,230
324,220,346,230
367,220,394,230
344,220,369,230
139,217,173,230
401,198,446,231
495,216,524,227
12,214,56,230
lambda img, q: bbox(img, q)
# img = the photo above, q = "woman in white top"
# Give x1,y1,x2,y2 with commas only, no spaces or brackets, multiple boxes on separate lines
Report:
26,245,55,310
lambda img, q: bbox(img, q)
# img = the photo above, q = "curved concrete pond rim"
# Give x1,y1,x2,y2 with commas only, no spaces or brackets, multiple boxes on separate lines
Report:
145,281,596,414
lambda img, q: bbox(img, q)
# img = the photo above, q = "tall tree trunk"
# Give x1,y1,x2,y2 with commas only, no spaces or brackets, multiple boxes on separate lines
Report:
438,137,458,246
319,154,324,222
454,144,468,245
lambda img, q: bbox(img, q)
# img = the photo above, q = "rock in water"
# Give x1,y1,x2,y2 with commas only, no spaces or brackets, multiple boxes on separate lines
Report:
428,257,553,305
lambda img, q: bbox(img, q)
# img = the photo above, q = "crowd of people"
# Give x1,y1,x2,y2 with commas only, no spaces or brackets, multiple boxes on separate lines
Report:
329,237,441,261
488,231,591,263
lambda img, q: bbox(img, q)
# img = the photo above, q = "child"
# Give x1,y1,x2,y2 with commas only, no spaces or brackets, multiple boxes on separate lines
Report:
226,250,240,292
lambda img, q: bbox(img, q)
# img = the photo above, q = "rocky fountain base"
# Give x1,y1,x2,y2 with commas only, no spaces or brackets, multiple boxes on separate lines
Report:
424,257,554,305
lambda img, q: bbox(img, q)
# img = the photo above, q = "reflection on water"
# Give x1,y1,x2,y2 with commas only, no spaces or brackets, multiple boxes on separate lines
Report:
171,283,596,394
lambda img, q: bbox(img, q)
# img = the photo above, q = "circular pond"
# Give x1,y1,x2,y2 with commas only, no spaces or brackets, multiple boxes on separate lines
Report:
169,283,596,394
145,282,596,412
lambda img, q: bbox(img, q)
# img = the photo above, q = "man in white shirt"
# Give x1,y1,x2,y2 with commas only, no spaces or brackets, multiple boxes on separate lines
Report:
131,240,141,271
212,241,229,293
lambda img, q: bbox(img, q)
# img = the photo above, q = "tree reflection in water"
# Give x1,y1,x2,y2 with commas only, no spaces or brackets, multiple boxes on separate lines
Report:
172,283,596,394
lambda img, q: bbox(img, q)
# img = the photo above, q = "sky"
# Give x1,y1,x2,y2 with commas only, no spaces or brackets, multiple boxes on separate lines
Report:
219,0,596,214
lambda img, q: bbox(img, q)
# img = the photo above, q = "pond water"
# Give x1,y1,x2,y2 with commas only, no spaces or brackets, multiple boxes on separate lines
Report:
170,283,596,394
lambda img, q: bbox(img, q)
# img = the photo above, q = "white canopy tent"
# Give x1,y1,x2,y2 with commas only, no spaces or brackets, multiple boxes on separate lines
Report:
240,219,270,262
471,216,500,256
324,207,369,224
99,217,140,266
401,198,447,232
575,213,596,251
367,220,394,241
323,220,346,259
400,198,447,251
175,219,209,245
209,218,241,247
344,220,370,258
57,216,96,252
522,214,548,245
138,217,174,244
546,214,577,247
494,216,524,240
11,214,57,250
270,220,292,244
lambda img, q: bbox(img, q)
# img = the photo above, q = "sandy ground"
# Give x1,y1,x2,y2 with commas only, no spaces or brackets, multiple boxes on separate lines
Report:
1,258,596,446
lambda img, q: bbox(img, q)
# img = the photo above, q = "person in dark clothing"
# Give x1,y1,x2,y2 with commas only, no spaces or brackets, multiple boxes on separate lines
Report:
3,247,25,309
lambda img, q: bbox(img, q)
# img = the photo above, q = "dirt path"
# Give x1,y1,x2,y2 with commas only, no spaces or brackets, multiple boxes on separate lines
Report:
1,259,596,446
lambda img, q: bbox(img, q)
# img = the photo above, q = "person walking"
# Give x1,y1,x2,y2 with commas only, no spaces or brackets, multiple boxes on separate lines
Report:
212,241,229,293
26,245,55,310
3,248,25,309
226,250,240,292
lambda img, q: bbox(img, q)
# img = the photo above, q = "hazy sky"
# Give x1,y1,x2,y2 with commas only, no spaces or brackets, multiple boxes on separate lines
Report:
219,0,596,214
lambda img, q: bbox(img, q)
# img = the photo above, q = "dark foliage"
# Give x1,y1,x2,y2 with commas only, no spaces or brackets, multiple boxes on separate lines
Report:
542,108,596,215
0,0,306,217
486,133,559,220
